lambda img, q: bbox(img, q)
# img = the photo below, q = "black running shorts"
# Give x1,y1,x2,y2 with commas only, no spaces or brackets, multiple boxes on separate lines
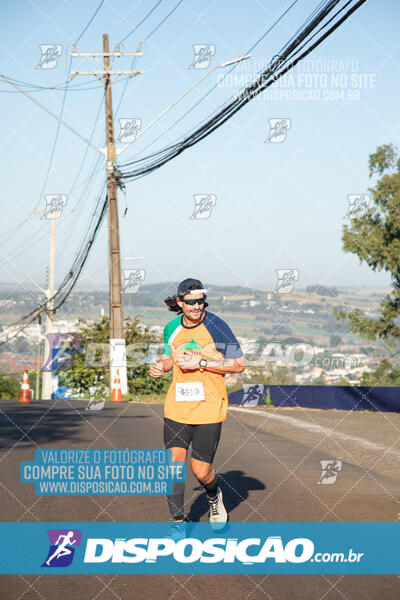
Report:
163,417,222,464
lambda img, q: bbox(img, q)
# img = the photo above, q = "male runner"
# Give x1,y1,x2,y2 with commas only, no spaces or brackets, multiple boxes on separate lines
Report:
149,278,245,533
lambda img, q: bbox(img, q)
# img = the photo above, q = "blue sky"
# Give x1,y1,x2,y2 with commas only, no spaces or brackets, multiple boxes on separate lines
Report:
0,0,399,294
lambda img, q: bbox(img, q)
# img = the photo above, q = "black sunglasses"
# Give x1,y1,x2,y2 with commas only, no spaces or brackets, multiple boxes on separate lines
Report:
181,296,206,306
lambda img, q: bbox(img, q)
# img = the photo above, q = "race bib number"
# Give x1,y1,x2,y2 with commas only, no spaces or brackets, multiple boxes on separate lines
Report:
176,382,205,402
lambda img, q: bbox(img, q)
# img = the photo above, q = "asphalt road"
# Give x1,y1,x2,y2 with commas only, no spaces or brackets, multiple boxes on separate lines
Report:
0,399,399,599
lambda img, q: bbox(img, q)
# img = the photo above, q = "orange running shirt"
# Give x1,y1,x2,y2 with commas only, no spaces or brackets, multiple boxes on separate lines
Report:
162,311,243,424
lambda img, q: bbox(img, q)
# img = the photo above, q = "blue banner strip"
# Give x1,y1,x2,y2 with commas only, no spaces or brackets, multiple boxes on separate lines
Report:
0,522,399,574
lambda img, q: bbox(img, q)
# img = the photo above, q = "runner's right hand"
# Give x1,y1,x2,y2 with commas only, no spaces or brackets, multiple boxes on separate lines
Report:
149,359,164,378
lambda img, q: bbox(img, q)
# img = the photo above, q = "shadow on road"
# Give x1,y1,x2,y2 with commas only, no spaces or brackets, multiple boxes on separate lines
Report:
0,401,149,447
186,469,266,522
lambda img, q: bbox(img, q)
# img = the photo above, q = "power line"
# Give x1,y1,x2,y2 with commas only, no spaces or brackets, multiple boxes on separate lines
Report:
138,0,330,158
142,0,184,42
115,0,184,117
119,0,163,45
56,92,105,248
0,61,74,249
75,0,106,44
0,0,106,100
119,0,367,182
0,74,134,94
0,0,367,347
0,187,108,347
6,103,106,265
124,0,301,161
0,1,110,345
108,0,183,127
34,56,73,213
0,156,105,263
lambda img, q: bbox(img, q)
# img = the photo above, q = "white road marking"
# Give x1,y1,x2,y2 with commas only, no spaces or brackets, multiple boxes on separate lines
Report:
229,406,400,456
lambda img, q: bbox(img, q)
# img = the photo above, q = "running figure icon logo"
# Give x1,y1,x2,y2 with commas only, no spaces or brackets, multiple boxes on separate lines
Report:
275,269,299,293
117,118,142,143
189,44,216,69
189,194,217,219
41,194,68,219
36,44,63,69
241,384,264,407
345,194,370,219
317,460,342,485
41,529,82,567
265,118,291,143
122,269,146,293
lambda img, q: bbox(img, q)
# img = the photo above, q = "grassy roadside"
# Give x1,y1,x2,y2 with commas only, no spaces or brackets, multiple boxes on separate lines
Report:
125,393,164,404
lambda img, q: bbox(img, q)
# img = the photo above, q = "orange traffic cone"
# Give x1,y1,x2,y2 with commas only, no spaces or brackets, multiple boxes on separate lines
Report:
111,369,124,402
19,370,32,403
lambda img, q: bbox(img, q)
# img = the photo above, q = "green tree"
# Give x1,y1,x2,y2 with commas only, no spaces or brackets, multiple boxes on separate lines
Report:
0,375,20,399
306,284,338,297
62,316,171,396
335,144,400,349
359,359,400,386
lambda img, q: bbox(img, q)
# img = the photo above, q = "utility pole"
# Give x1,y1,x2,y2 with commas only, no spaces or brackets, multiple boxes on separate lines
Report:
70,37,143,395
43,215,56,400
35,337,41,400
1,43,248,398
103,33,126,395
33,207,73,399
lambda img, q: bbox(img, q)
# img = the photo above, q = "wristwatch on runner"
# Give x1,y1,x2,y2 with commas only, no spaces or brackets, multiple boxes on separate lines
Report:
199,358,208,372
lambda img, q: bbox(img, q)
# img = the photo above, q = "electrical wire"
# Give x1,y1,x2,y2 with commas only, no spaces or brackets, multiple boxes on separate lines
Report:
142,0,184,42
0,0,367,346
124,0,301,161
0,60,73,248
115,0,184,118
35,56,73,211
0,190,108,347
75,0,105,44
0,1,109,343
119,0,367,182
0,0,106,97
139,0,332,155
119,0,163,45
6,95,106,264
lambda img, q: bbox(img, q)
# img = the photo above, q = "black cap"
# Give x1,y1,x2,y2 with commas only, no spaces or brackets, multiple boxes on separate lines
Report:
176,278,207,297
